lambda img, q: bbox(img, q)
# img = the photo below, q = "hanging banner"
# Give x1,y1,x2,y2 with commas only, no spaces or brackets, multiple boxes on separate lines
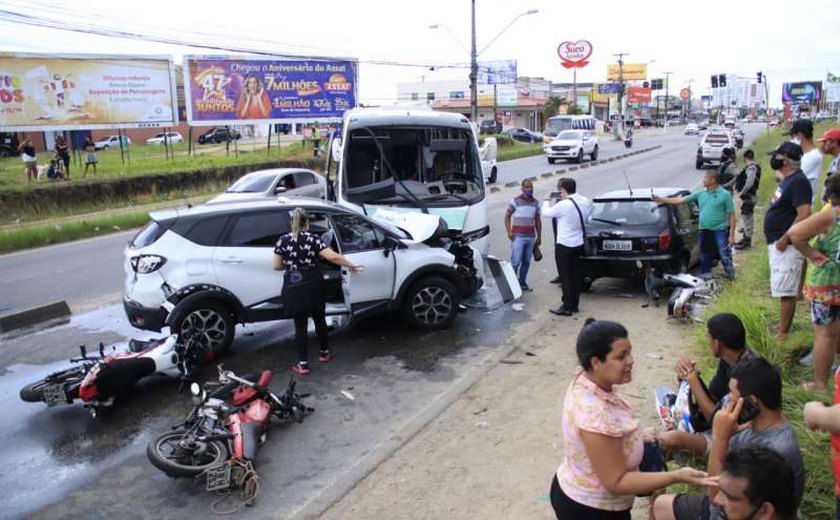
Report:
781,81,822,103
184,55,358,125
557,40,593,69
0,53,177,131
607,63,647,81
478,60,517,85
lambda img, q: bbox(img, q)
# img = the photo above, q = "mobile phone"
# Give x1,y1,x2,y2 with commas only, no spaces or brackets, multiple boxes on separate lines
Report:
737,397,760,424
550,191,562,199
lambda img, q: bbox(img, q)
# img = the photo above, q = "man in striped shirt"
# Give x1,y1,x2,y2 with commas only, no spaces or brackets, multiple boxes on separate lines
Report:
505,179,542,291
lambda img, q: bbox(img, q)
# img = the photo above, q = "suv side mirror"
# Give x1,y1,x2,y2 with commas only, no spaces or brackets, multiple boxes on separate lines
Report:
275,186,287,194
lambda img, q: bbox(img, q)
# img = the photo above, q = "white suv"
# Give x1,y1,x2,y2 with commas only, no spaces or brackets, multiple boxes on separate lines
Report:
123,198,483,352
544,130,599,164
695,130,735,169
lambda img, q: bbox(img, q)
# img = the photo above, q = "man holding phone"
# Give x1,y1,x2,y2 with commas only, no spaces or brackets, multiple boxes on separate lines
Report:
653,358,805,520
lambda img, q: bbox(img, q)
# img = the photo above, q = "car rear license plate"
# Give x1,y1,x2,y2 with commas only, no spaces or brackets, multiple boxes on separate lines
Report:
42,384,69,407
602,240,632,251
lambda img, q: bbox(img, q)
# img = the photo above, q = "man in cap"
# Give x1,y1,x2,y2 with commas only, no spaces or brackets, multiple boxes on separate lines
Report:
817,127,840,190
787,119,822,201
766,142,812,341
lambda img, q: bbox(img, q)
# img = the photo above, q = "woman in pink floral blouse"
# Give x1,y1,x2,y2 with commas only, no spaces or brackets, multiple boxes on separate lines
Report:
550,319,715,519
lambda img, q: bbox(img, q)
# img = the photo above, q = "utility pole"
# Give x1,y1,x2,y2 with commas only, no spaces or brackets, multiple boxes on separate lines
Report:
663,71,672,131
469,0,478,122
613,52,628,138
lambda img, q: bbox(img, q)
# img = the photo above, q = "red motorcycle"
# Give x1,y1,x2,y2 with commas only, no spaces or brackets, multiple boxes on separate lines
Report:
146,365,312,504
19,335,204,417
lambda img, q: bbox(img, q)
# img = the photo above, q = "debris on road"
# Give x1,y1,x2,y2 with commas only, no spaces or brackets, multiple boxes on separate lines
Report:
340,390,355,401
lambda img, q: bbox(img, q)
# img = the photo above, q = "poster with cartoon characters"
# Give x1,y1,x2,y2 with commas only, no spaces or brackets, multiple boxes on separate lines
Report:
0,53,177,131
184,56,357,125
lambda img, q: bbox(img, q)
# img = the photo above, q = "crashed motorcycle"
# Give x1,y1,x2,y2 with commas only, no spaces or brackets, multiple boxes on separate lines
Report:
146,365,312,506
19,335,202,416
644,269,717,319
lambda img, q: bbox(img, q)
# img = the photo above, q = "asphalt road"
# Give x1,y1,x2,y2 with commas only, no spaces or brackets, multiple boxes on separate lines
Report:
0,124,767,519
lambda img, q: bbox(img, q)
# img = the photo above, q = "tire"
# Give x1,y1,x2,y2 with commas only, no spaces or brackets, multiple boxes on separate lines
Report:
401,276,460,330
20,365,87,402
576,149,584,163
172,301,235,354
590,146,599,161
581,278,593,293
695,158,704,170
547,157,555,164
488,167,497,184
147,430,227,478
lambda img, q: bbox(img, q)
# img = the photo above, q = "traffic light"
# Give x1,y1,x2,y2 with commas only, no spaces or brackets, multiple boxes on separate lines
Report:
757,71,763,84
711,75,718,88
719,74,727,87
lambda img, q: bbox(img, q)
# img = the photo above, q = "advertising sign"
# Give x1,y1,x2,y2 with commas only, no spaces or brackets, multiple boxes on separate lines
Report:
607,63,647,81
781,81,822,103
627,87,652,103
679,88,691,101
591,84,612,103
478,60,517,85
701,95,712,109
576,94,590,111
496,85,518,106
557,40,593,69
597,83,622,95
0,53,177,131
184,56,357,125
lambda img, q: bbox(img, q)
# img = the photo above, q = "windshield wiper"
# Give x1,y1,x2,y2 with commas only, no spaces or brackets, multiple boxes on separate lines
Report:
591,217,622,226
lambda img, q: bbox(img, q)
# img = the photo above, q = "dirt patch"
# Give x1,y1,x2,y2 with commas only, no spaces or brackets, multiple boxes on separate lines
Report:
320,284,693,520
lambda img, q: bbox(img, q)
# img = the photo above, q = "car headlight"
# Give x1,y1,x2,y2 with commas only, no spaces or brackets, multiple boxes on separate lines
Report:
131,254,167,274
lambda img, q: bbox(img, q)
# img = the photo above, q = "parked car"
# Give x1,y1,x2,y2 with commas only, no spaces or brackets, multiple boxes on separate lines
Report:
207,168,326,203
145,132,184,145
94,135,131,150
479,119,502,135
123,198,483,352
684,123,700,136
197,127,242,144
502,127,543,143
580,188,699,290
0,132,19,157
696,130,736,169
543,129,599,164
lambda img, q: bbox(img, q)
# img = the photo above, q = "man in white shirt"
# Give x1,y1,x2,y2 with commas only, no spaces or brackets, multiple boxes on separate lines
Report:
787,119,822,201
541,178,593,316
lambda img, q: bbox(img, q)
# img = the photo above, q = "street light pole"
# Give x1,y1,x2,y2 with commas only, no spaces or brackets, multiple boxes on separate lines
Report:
470,0,478,122
663,71,672,131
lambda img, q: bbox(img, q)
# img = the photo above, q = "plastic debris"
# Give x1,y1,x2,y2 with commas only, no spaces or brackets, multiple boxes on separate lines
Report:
511,303,525,312
340,390,355,401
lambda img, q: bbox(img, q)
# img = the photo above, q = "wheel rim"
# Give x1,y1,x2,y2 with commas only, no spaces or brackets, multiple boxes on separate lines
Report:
180,308,228,352
411,287,453,325
157,433,223,469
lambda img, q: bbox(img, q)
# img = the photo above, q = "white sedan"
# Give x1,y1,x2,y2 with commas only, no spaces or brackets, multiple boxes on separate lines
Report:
684,123,700,135
207,168,327,203
543,130,599,164
145,132,184,145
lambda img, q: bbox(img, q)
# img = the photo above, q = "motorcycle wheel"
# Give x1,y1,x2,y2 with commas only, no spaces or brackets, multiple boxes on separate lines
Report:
147,430,228,478
20,366,86,402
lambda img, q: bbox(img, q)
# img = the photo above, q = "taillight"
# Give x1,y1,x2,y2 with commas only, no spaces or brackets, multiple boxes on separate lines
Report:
131,255,167,273
658,229,672,250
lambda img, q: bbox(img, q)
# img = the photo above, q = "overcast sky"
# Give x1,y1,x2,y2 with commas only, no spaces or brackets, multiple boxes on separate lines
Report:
0,0,838,108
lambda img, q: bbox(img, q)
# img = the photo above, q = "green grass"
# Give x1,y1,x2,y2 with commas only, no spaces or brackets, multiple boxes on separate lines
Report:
683,123,836,519
0,211,151,253
0,139,316,192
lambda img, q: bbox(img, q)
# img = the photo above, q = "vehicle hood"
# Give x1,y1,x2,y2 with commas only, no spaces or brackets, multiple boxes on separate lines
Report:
368,208,446,244
548,138,583,147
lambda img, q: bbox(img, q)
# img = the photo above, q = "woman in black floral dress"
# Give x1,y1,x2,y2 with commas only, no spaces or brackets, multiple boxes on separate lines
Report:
273,208,363,375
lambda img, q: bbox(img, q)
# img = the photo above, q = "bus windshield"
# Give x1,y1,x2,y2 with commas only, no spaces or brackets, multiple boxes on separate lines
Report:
341,126,484,206
544,117,573,136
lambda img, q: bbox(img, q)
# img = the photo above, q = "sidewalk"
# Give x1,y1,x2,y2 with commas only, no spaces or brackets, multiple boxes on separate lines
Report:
318,280,694,520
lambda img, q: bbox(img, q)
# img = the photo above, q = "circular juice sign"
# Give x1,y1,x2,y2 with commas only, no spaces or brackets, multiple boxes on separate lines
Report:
557,40,593,69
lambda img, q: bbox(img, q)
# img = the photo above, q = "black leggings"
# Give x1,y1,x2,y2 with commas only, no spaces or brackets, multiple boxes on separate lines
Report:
293,310,328,363
550,476,631,520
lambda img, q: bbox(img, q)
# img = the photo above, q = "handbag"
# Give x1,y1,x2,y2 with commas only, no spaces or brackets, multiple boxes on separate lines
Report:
532,244,543,261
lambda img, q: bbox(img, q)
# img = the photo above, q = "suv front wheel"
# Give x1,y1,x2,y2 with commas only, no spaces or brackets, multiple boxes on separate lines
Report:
402,276,460,330
172,301,235,353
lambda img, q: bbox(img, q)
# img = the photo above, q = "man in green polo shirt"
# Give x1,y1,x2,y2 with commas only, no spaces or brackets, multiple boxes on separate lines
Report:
653,169,736,279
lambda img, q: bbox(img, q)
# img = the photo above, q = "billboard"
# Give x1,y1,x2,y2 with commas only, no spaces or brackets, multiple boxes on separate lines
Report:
496,85,518,106
781,81,822,103
478,60,517,85
184,56,357,125
627,87,652,103
0,53,177,131
607,63,647,81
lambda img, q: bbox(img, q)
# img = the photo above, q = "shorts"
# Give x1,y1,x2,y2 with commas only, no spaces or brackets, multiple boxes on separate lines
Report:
672,494,711,520
86,153,97,164
768,243,804,297
811,300,840,326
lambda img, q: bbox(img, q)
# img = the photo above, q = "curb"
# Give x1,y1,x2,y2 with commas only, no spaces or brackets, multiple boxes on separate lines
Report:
504,181,518,188
540,172,554,178
0,301,71,333
490,186,502,193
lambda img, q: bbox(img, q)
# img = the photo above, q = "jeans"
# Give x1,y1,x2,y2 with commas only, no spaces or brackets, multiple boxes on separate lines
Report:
698,229,734,279
510,234,536,286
